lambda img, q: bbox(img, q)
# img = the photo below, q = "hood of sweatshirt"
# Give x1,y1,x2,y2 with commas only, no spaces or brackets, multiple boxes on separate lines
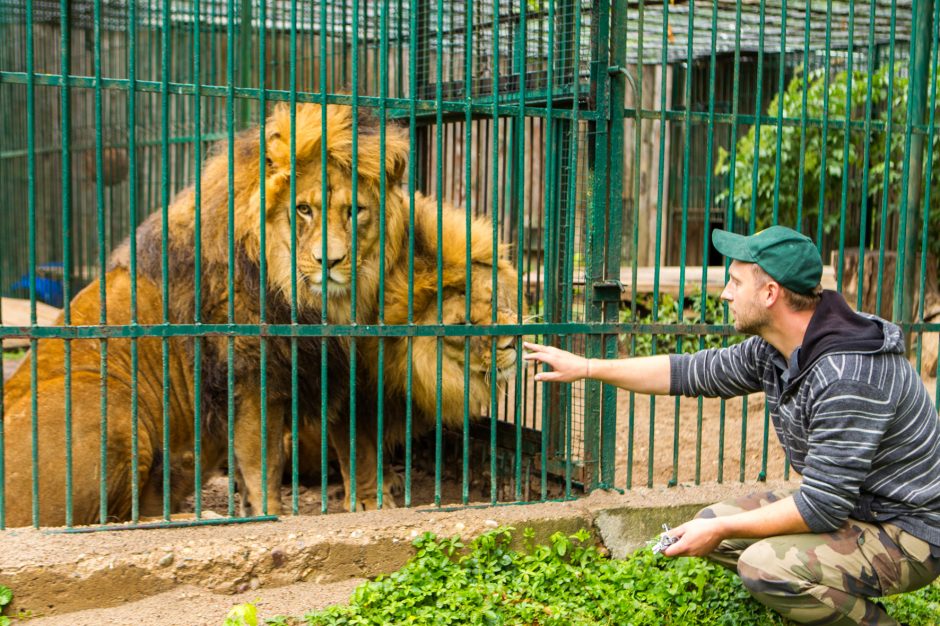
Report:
795,290,902,375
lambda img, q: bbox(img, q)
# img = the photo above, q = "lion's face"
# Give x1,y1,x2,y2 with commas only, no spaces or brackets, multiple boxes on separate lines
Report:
263,163,390,318
252,103,409,323
409,260,521,421
439,276,519,383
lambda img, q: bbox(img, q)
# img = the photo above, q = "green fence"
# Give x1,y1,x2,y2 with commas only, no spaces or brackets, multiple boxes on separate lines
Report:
0,0,937,530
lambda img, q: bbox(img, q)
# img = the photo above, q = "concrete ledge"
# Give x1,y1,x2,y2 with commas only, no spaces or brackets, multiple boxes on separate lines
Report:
0,481,793,620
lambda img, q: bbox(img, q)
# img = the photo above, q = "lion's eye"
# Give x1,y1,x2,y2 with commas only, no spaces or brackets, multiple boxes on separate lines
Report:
349,205,367,217
296,203,312,216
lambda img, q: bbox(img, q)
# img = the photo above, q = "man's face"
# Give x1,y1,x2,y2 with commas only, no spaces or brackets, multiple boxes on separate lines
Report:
721,260,771,335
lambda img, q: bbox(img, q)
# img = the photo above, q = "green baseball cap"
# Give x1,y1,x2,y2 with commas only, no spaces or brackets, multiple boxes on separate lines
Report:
712,225,823,294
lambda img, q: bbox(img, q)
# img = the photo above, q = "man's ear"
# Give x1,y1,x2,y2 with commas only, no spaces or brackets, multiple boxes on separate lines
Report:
764,280,782,308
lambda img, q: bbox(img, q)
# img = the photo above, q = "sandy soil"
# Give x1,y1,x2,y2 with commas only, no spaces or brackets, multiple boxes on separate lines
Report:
14,579,363,625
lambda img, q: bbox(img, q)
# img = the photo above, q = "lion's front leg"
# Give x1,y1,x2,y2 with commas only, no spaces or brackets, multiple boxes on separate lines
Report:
233,390,285,517
327,415,397,512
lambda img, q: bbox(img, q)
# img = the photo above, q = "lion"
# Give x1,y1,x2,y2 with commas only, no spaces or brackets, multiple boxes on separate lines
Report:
292,194,521,505
2,268,199,527
2,103,412,525
375,195,522,452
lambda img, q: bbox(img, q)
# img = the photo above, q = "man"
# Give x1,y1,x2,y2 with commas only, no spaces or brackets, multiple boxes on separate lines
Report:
523,225,940,625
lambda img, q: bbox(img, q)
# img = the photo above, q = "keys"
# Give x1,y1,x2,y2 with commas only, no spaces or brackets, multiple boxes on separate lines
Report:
651,523,678,555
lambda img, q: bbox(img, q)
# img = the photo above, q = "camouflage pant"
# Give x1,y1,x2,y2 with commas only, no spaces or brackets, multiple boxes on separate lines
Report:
698,489,940,626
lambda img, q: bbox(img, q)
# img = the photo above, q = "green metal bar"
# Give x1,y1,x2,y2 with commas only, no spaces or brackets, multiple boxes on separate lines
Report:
93,0,110,525
915,0,940,376
626,0,646,491
648,0,670,489
374,0,390,508
896,0,933,326
349,0,363,509
289,0,300,517
25,0,38,528
437,0,447,508
396,0,404,98
795,0,812,227
401,0,418,507
836,2,857,293
771,0,787,225
753,0,770,483
857,1,878,311
226,0,238,519
7,319,899,340
724,0,744,484
376,0,391,510
191,0,204,519
350,0,366,505
256,0,272,518
489,0,502,506
318,0,331,512
407,0,419,508
51,514,278,534
876,3,899,318
512,0,528,502
160,0,172,520
127,0,140,522
697,0,719,485
60,0,75,526
341,0,348,89
747,0,767,232
562,86,578,497
671,0,697,489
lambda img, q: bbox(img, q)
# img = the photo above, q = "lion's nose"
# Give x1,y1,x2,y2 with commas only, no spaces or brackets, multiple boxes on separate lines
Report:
312,250,346,269
496,336,516,351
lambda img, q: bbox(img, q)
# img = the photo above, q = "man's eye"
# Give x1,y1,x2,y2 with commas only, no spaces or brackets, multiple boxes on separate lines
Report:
296,203,312,216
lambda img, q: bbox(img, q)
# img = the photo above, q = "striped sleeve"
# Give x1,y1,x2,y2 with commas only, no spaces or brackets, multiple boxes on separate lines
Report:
668,337,768,399
793,371,893,532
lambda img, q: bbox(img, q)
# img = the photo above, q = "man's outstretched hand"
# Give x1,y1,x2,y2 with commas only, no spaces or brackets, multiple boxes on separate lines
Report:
522,341,589,383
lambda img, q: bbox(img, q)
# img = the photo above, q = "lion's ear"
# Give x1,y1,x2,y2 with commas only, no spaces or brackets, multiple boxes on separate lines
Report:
383,124,410,184
264,103,292,172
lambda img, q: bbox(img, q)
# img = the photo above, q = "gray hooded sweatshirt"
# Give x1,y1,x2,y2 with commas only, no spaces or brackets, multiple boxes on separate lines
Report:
669,290,940,547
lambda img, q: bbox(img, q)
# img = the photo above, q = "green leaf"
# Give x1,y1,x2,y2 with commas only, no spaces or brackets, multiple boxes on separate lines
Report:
224,603,259,626
0,586,10,607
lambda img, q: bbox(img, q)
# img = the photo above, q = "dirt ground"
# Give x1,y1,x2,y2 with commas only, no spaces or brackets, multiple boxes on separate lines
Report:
15,579,364,625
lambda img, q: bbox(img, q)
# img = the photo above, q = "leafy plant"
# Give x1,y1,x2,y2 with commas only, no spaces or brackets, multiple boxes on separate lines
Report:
0,584,12,626
224,603,259,626
715,65,940,263
880,581,940,625
302,527,786,626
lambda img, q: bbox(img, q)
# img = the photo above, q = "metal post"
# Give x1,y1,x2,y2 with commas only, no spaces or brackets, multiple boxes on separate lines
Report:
898,0,933,327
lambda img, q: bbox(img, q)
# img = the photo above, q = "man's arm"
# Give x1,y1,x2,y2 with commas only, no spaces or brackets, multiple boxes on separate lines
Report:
522,342,672,395
664,496,810,557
